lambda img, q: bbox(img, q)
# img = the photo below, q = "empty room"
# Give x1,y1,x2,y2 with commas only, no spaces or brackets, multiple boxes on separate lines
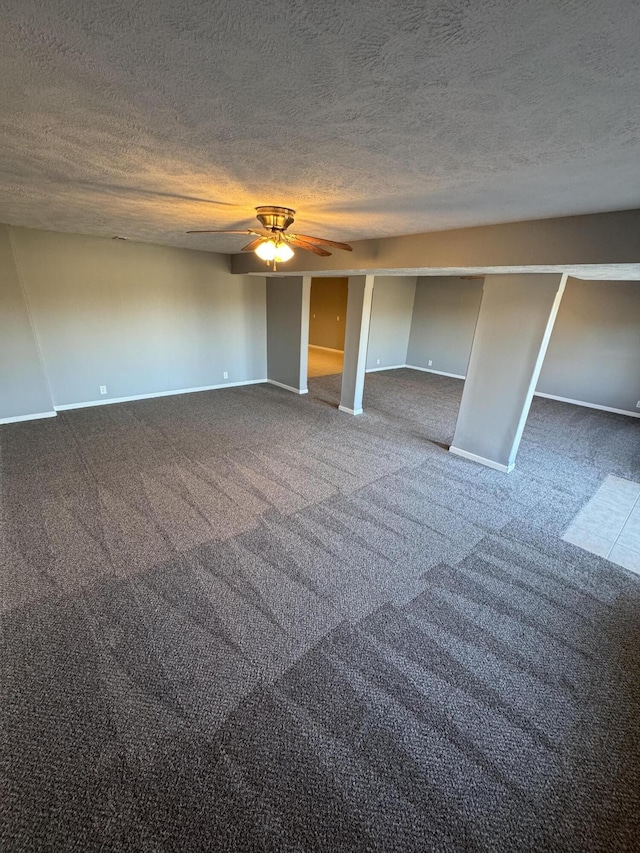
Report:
1,2,640,851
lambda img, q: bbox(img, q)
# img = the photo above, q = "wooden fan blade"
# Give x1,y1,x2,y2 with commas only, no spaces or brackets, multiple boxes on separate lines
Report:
186,229,253,234
289,233,353,251
241,238,265,252
287,236,331,257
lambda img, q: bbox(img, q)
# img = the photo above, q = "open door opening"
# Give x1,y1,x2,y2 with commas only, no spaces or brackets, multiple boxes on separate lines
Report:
307,277,348,378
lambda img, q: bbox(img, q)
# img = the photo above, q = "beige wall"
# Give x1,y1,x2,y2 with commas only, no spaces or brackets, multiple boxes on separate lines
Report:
309,277,348,350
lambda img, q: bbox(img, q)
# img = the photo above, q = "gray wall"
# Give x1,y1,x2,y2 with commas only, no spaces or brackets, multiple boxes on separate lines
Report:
266,276,309,392
366,276,416,369
537,278,640,412
452,274,566,469
3,226,267,414
407,277,483,376
232,209,640,275
0,226,53,420
309,277,348,350
406,275,640,415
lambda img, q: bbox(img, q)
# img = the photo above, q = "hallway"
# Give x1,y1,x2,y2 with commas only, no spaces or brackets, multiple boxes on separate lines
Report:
307,344,343,377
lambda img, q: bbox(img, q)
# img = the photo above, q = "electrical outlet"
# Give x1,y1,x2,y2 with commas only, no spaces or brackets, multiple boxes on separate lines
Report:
428,360,433,367
223,371,228,380
99,385,107,395
376,358,380,365
636,401,640,408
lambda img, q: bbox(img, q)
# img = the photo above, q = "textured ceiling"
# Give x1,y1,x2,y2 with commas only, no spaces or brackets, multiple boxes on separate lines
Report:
1,0,639,253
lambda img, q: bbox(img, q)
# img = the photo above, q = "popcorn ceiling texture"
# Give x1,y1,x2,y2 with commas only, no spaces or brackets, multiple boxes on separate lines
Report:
1,0,639,252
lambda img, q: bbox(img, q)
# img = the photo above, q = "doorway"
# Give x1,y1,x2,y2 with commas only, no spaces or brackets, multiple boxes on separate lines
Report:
308,277,348,378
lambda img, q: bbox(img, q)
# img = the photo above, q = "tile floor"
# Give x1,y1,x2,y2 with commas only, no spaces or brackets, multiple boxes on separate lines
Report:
563,475,640,575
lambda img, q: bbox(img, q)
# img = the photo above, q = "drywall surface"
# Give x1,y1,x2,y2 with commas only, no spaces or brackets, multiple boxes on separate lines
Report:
537,278,640,412
266,277,308,392
340,276,374,414
452,274,565,468
309,277,348,350
0,225,53,420
405,274,640,414
407,277,482,375
9,227,266,407
232,210,640,278
366,276,416,369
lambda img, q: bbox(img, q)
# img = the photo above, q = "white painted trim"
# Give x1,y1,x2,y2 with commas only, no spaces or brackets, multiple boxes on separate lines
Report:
402,365,639,418
308,344,345,354
534,392,640,418
299,277,312,391
405,365,466,380
338,405,363,415
0,410,57,425
508,273,568,466
54,379,267,411
365,364,406,373
449,445,515,473
267,379,308,395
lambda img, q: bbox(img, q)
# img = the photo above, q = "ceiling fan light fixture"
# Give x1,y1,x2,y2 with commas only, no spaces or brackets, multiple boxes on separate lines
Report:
274,242,294,262
254,239,294,264
255,240,277,261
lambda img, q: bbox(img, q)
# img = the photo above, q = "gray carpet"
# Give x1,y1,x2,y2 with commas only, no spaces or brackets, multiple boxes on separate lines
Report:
1,370,639,851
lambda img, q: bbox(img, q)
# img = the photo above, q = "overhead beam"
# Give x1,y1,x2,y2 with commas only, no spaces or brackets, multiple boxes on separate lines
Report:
231,209,640,278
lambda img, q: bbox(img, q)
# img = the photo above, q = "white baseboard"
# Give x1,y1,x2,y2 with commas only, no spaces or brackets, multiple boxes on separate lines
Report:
365,364,406,373
533,391,640,418
0,410,57,425
405,365,466,380
266,379,308,395
449,445,515,473
54,379,268,411
308,344,344,354
338,405,363,415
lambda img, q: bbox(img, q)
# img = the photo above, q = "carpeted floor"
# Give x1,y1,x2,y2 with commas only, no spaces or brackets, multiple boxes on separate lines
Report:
1,370,639,851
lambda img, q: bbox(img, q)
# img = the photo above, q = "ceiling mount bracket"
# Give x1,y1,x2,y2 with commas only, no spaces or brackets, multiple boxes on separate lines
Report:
255,206,296,232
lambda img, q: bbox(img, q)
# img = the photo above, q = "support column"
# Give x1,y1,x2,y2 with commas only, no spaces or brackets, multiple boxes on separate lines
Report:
339,275,374,415
450,273,567,472
266,275,311,394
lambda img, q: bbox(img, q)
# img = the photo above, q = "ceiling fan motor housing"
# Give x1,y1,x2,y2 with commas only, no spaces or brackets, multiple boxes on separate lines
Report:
255,206,296,232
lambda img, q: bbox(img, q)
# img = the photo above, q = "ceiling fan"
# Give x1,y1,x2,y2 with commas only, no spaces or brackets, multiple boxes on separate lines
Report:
187,205,353,270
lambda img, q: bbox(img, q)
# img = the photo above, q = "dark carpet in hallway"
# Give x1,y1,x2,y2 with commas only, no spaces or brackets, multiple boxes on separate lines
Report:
1,370,639,851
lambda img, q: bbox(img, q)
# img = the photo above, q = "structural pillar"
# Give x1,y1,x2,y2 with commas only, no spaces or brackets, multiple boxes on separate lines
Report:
339,275,374,415
450,273,567,472
266,276,311,394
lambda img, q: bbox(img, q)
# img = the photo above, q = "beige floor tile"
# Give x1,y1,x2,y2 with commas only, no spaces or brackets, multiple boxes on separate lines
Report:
608,543,640,575
572,499,629,539
562,524,614,558
601,475,640,499
616,518,640,552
